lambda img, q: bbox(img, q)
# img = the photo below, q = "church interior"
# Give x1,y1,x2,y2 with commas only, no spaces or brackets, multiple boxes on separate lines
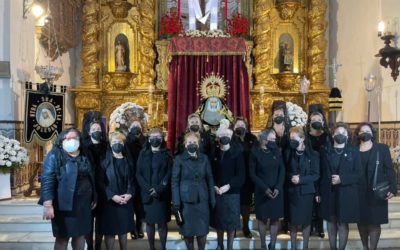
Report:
1,0,400,249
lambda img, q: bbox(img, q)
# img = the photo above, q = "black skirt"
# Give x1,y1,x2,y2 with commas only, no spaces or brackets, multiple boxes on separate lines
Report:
51,177,93,238
180,201,210,237
98,199,134,235
143,197,171,224
288,190,314,226
211,194,241,231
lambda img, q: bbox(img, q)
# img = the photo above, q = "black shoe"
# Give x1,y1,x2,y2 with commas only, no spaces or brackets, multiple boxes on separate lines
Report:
130,232,138,240
268,243,275,250
319,232,325,238
243,229,253,238
138,232,144,239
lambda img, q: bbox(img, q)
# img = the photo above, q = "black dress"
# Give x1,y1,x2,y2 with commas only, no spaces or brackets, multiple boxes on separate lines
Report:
136,148,172,224
98,156,135,235
319,145,361,223
51,154,95,238
249,147,285,221
210,146,245,231
287,149,319,225
358,143,398,224
232,133,258,206
172,152,216,237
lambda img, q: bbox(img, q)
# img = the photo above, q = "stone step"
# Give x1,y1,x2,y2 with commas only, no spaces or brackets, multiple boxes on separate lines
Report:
0,229,399,250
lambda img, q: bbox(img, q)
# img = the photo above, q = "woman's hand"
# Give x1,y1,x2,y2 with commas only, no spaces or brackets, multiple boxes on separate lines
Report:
219,184,230,194
112,195,125,205
91,202,97,210
121,194,132,203
331,175,341,185
386,192,394,200
315,196,321,203
291,175,300,185
43,205,54,220
214,186,221,195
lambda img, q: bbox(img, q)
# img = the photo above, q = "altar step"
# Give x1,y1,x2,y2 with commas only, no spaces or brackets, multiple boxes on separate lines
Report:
0,197,400,250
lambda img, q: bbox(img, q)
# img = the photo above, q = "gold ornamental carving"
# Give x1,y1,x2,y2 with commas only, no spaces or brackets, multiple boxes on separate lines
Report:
108,0,134,19
276,0,301,20
271,73,300,90
80,0,100,88
155,39,172,90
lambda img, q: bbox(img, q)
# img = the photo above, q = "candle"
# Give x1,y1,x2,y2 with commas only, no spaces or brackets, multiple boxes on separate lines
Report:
178,0,181,18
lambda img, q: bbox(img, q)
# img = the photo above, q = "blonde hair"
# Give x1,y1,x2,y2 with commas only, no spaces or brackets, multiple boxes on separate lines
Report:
148,127,164,137
289,126,305,139
109,131,126,142
184,131,200,144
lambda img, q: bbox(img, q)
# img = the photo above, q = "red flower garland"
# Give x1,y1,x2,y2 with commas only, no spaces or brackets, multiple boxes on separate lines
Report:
160,11,183,37
227,13,249,37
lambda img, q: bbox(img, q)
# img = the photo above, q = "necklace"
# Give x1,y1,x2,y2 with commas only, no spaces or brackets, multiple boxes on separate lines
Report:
334,147,344,155
261,148,271,154
296,150,304,156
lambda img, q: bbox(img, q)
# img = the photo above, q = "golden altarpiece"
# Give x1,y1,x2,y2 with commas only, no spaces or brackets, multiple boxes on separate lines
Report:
72,0,330,131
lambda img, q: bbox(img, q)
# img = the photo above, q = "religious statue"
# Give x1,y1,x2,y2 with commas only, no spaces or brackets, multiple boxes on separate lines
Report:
115,40,127,72
196,73,233,126
280,42,293,72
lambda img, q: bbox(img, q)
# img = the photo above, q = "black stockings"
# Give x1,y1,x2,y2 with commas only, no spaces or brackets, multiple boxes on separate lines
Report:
327,218,348,250
184,235,207,250
104,234,127,250
290,224,311,250
241,205,251,233
357,224,381,250
146,223,168,250
54,236,85,250
257,219,279,250
216,230,235,250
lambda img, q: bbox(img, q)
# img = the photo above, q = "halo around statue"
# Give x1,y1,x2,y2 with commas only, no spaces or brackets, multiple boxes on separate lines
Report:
109,102,148,134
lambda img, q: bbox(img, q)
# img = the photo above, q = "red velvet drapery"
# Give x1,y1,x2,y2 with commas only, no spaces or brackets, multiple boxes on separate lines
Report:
167,38,250,151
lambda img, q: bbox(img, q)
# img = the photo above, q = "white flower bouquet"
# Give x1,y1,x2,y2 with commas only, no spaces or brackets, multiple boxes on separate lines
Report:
390,145,400,164
182,29,230,38
0,134,29,173
109,102,149,132
286,102,308,127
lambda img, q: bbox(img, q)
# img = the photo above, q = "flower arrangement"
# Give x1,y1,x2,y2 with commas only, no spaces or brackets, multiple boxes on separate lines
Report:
109,102,149,133
286,102,308,127
227,13,249,37
160,11,183,38
182,29,231,38
0,134,29,173
390,145,400,164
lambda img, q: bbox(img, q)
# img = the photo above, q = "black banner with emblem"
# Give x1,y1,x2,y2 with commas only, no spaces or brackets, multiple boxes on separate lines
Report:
25,90,64,143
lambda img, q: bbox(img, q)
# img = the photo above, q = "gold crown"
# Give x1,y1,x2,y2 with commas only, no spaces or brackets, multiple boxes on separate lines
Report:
199,73,227,100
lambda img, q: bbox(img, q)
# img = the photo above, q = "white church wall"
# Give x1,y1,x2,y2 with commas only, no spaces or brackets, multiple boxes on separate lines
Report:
333,0,400,123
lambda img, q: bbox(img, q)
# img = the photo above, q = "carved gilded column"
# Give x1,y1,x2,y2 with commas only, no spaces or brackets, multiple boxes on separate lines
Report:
253,0,274,89
80,0,100,88
139,0,156,88
307,0,327,88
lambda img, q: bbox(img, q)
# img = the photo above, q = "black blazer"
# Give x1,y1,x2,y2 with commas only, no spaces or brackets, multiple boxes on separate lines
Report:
136,148,172,203
101,150,135,200
172,152,216,207
319,145,362,222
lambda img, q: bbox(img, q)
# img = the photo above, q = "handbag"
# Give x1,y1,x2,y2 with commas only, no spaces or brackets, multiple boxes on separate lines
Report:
172,206,184,226
372,152,391,200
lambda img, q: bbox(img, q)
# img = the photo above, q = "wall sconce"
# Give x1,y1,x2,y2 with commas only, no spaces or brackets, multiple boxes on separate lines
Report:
376,20,400,81
299,75,310,104
23,0,45,19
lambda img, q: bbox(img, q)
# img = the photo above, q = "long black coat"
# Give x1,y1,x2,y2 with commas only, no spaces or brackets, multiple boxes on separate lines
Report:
358,143,397,224
319,145,361,223
249,147,285,220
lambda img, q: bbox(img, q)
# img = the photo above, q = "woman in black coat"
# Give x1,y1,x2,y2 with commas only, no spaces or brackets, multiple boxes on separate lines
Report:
211,125,245,250
136,128,172,250
40,128,97,250
172,132,216,250
355,123,397,250
287,126,319,250
232,117,258,238
98,131,135,250
318,122,361,250
249,129,285,250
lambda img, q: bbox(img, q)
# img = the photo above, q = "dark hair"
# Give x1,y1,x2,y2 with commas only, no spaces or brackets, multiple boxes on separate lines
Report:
331,122,351,144
266,100,290,129
306,111,330,136
258,128,276,145
82,111,107,144
234,116,249,129
353,122,377,145
52,127,84,168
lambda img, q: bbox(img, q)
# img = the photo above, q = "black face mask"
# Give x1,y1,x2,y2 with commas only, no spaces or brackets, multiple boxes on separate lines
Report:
333,134,347,144
91,131,102,141
273,116,284,125
189,125,200,132
235,127,246,136
149,138,162,148
219,136,231,145
111,143,124,154
187,144,199,153
266,140,277,150
129,126,141,136
289,139,300,149
358,132,372,142
311,121,323,130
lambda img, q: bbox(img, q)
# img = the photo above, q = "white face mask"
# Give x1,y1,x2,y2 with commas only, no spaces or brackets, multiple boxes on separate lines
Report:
63,139,80,153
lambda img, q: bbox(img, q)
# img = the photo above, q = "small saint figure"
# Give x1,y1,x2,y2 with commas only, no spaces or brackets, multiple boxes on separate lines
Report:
115,40,126,72
280,42,293,72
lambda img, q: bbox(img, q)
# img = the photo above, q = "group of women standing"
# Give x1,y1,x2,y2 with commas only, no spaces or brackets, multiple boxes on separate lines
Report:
40,102,397,250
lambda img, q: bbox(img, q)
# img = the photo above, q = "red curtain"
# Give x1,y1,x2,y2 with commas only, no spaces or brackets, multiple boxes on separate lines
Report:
167,55,250,151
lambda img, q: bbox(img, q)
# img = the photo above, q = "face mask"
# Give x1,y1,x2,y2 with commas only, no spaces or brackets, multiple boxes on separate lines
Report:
358,132,372,142
333,134,347,144
91,131,102,141
311,121,323,130
219,136,231,145
149,138,162,148
235,127,246,136
289,139,300,149
189,125,200,132
273,116,284,124
187,143,198,153
129,126,141,136
63,139,80,153
266,140,277,150
111,143,124,154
